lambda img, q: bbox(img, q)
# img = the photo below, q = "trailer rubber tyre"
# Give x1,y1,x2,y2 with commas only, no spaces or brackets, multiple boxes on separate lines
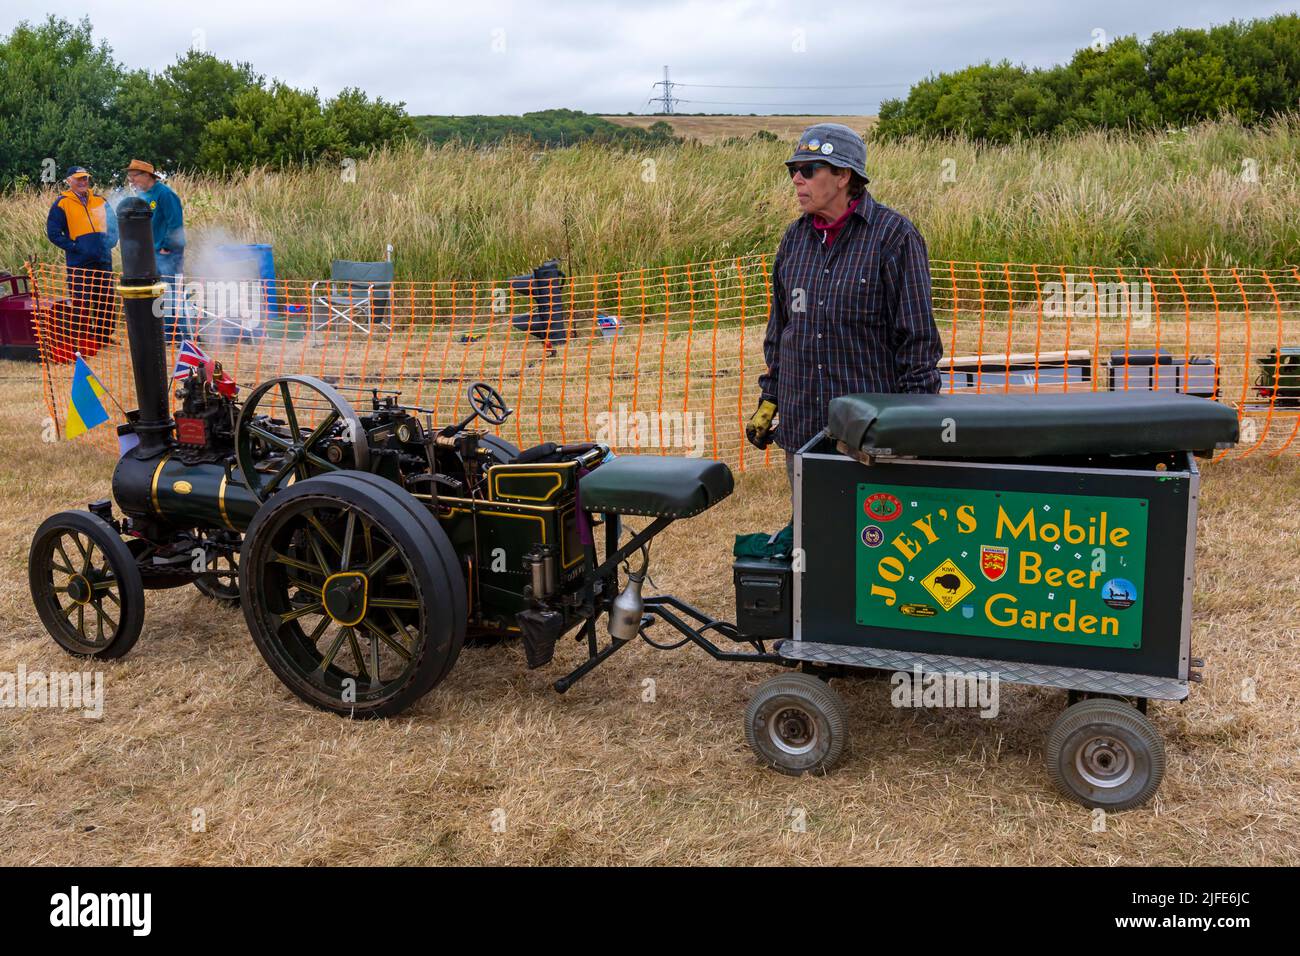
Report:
745,672,847,775
29,511,145,659
240,474,459,718
1045,698,1166,811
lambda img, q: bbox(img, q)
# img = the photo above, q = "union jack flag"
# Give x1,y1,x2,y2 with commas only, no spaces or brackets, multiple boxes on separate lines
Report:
171,339,211,380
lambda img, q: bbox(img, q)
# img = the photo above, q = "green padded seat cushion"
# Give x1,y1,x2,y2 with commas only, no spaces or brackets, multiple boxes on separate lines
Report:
827,392,1240,459
579,455,734,518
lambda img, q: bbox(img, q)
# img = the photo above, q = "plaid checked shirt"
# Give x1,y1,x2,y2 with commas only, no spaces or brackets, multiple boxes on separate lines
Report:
758,192,943,452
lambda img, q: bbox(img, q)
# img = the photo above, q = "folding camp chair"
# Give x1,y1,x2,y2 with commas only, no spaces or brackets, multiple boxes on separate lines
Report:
192,256,264,346
311,259,394,335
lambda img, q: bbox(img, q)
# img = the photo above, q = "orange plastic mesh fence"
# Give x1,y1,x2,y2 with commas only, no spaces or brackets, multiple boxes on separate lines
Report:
27,257,1300,465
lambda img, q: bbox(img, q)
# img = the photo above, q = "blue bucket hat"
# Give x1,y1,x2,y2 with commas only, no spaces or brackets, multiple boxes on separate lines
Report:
785,123,869,183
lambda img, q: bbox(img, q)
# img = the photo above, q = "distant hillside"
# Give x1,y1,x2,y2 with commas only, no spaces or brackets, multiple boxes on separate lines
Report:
603,114,876,145
412,109,679,147
410,111,878,149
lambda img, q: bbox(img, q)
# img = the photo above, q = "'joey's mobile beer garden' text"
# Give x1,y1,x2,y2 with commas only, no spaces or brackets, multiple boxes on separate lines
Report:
855,485,1148,648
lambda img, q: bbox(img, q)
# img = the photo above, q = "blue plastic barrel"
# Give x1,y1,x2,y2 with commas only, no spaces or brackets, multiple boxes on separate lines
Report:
216,243,281,314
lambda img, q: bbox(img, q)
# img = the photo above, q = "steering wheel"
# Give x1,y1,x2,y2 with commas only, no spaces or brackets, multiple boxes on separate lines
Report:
467,381,512,426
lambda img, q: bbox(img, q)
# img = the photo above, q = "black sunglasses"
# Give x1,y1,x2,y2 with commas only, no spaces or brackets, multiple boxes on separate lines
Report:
787,161,832,180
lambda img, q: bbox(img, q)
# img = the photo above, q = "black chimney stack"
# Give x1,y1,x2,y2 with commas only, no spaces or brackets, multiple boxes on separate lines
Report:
116,197,173,458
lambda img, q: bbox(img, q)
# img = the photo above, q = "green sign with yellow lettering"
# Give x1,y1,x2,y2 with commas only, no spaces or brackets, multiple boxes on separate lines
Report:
855,483,1147,648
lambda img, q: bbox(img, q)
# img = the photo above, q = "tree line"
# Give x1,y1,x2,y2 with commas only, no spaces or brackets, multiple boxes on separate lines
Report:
876,14,1300,143
0,17,683,191
0,16,415,188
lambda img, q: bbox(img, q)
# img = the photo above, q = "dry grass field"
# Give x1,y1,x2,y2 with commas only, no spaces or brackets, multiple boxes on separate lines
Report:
603,114,876,144
2,355,1298,865
8,115,1295,281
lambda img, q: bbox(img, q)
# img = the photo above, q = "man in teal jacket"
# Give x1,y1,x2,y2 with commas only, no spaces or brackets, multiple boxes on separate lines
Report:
126,158,189,339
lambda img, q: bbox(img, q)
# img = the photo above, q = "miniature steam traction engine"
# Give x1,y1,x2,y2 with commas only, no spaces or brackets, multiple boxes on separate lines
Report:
29,197,740,718
30,198,1241,810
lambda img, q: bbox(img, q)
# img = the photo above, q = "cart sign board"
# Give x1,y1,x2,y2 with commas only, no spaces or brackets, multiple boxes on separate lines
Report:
856,484,1148,648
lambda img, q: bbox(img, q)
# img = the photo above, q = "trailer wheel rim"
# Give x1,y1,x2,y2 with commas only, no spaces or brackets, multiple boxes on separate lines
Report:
1075,735,1135,788
768,705,818,756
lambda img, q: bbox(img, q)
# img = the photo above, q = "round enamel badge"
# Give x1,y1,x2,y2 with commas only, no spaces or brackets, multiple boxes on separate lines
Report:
821,142,834,155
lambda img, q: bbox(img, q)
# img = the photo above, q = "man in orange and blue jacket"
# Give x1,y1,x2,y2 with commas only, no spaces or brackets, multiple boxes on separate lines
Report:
46,166,119,321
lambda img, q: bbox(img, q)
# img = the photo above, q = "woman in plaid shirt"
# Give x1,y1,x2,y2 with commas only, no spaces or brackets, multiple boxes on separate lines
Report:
747,124,943,484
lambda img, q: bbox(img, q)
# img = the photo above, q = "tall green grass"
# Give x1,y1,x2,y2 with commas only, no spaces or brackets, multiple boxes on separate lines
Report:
3,115,1297,280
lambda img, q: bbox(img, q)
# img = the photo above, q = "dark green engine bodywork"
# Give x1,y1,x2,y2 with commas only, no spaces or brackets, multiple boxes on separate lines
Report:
422,461,586,632
111,446,586,636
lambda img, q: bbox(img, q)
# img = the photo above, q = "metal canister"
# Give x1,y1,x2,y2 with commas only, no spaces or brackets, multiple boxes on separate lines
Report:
525,547,549,599
541,544,558,596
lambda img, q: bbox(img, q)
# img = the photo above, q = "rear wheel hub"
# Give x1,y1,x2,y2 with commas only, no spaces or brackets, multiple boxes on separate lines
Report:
1077,735,1134,788
323,572,368,627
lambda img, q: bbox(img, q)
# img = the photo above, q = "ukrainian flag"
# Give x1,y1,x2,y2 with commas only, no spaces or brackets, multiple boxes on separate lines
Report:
66,354,110,439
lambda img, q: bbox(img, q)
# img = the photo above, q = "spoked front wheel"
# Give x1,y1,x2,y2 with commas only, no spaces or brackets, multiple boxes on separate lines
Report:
239,473,463,717
28,511,145,659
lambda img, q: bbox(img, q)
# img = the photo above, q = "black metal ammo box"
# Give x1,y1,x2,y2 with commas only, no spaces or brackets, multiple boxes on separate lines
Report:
734,556,793,638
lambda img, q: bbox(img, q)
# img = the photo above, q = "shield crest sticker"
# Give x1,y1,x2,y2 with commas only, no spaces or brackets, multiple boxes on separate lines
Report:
980,545,1008,582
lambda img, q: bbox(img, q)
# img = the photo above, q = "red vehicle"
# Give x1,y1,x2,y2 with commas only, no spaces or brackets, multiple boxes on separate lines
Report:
0,272,38,361
4,268,117,364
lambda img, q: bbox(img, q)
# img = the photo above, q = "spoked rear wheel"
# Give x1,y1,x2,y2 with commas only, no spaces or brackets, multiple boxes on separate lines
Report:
240,473,461,717
322,471,466,691
29,511,145,659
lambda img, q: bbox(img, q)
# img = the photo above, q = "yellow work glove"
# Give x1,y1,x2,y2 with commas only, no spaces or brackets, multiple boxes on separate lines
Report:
745,399,778,449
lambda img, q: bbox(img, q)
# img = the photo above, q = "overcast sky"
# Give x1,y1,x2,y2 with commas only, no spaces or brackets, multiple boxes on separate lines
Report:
6,1,1298,115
